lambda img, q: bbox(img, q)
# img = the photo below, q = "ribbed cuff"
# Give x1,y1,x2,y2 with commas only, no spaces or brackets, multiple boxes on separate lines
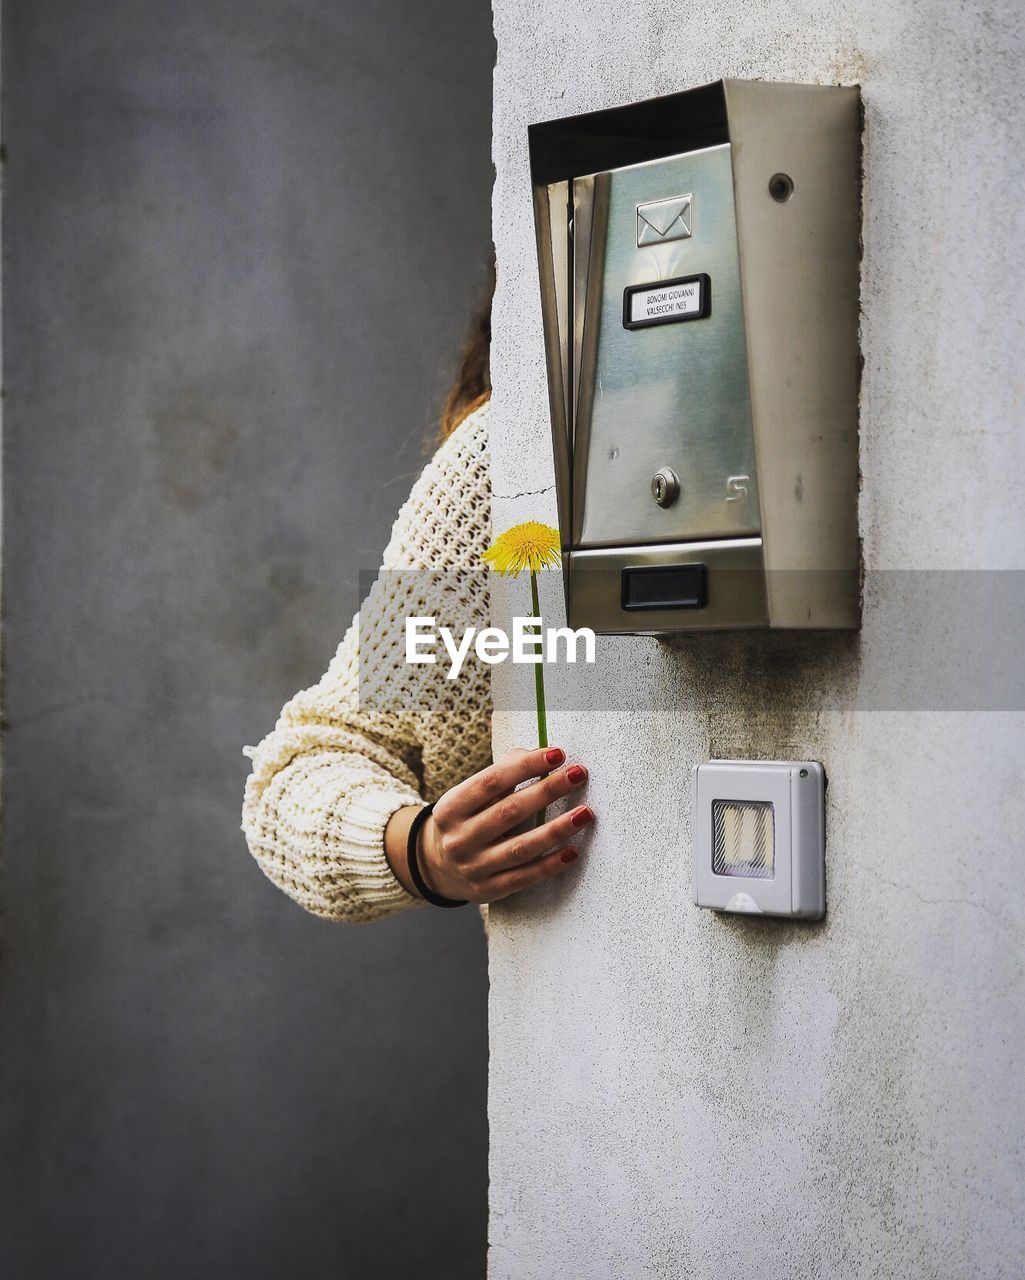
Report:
335,783,424,917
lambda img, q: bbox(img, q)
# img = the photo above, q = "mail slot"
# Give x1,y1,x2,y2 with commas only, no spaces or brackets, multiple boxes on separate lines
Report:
621,564,707,611
529,80,862,633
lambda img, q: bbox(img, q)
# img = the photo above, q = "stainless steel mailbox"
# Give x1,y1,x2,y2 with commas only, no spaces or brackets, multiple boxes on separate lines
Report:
529,80,862,633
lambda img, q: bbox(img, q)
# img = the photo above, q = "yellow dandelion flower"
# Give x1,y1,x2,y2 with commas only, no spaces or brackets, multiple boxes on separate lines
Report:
482,521,561,777
482,521,561,578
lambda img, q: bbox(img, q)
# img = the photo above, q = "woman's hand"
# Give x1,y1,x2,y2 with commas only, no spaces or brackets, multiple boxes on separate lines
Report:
385,747,593,905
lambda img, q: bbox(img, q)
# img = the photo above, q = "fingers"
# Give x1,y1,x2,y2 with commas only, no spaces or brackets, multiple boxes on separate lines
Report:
485,842,583,902
439,746,570,819
476,803,595,878
461,761,589,846
428,746,595,906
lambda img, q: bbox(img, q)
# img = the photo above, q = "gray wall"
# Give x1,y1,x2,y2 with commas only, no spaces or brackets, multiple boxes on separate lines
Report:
488,1,1025,1277
1,3,494,1277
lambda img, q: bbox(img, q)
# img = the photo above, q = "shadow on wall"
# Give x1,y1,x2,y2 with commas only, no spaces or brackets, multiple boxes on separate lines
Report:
662,629,862,760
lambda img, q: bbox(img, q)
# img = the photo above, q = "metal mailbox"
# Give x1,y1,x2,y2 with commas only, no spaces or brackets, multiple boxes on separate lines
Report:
529,79,862,633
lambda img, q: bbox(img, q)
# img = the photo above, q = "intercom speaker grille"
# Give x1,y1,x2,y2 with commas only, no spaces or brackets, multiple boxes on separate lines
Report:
711,799,775,879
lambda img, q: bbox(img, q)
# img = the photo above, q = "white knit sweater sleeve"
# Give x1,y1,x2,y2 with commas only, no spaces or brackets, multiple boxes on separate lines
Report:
241,402,493,922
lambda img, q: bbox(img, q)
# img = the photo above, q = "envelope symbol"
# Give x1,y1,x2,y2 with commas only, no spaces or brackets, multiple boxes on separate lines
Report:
636,194,692,247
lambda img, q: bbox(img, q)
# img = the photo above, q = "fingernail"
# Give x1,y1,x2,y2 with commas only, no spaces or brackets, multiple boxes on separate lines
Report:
570,806,594,828
544,747,565,767
560,848,578,864
566,764,587,786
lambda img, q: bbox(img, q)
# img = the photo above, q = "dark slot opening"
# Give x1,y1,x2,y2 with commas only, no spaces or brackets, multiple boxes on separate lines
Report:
621,564,708,611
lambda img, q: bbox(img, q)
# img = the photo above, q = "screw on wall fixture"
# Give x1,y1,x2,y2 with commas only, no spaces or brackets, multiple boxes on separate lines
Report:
769,172,795,202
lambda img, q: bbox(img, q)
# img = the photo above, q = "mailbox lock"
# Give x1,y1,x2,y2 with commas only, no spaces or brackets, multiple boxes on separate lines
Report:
651,467,680,508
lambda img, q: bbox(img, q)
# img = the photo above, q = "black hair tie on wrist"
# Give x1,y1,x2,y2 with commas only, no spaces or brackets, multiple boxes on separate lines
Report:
406,804,468,908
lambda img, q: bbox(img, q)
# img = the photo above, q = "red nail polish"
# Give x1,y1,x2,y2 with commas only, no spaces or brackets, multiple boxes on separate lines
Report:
544,747,565,767
560,848,578,864
570,806,594,828
566,765,586,785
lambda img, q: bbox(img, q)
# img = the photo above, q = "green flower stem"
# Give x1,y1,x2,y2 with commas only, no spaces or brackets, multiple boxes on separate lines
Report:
530,570,548,828
529,571,548,748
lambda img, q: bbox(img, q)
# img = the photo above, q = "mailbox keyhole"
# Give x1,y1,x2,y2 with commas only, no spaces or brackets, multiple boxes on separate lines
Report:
651,467,680,508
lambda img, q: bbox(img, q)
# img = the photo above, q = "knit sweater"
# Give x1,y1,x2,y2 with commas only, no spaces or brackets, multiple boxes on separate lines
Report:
241,400,493,922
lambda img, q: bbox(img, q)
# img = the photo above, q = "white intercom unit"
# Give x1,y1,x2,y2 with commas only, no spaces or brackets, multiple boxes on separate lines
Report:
529,80,862,634
692,760,826,919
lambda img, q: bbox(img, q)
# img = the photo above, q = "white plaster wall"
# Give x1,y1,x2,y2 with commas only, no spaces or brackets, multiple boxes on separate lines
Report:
487,2,1025,1277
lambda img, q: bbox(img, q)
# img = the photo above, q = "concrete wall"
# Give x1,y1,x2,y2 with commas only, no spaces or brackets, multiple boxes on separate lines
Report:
0,3,494,1277
488,2,1025,1277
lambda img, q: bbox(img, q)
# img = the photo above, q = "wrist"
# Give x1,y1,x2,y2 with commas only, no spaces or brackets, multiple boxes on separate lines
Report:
406,806,468,909
416,815,447,896
383,805,424,899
